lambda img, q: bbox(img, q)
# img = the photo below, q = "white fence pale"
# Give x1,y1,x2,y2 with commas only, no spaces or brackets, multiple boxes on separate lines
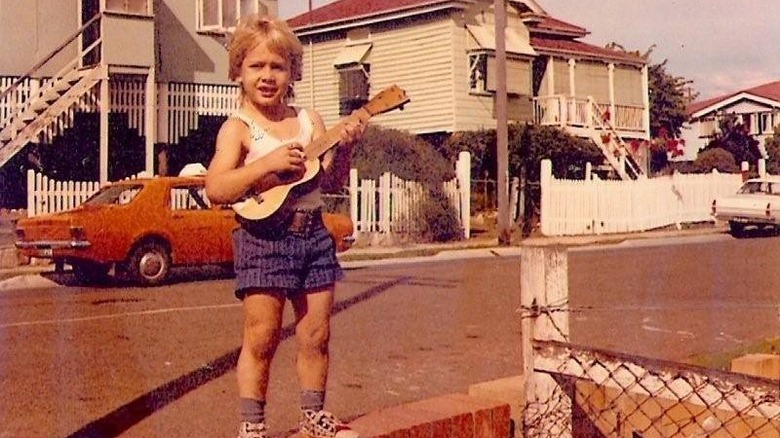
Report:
26,151,473,238
349,151,472,238
539,159,744,236
26,170,102,217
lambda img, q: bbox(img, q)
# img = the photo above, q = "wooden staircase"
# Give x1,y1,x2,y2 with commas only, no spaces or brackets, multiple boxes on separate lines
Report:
588,100,645,180
0,13,103,169
0,66,102,167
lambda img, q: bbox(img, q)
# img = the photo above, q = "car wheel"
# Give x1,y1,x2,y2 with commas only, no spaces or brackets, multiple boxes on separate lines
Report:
71,260,110,284
729,221,745,237
124,241,171,286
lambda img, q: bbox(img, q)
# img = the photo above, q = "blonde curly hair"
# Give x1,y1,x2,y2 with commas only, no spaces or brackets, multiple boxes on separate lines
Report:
227,14,303,97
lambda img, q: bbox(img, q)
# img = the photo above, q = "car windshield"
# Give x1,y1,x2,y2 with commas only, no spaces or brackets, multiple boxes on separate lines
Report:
737,181,780,196
82,184,144,206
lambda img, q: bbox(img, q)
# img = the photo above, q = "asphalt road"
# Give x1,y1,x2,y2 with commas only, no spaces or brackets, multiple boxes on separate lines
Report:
2,232,779,437
568,233,780,363
0,256,523,438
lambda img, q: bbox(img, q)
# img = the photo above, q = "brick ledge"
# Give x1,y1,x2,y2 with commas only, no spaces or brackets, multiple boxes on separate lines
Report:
289,393,512,438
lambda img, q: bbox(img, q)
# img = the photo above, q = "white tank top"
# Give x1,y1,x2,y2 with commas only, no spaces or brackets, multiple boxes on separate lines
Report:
232,108,323,210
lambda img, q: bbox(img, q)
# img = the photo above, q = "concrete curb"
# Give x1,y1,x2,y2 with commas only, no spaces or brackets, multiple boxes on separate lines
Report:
0,224,728,291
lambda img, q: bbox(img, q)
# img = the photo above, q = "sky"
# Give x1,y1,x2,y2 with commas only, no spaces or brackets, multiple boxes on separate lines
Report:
277,0,780,102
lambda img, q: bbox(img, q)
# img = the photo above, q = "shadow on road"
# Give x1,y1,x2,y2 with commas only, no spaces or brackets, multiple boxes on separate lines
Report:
64,276,411,438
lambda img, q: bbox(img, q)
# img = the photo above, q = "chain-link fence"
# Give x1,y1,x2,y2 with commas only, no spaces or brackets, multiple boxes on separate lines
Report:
519,247,780,438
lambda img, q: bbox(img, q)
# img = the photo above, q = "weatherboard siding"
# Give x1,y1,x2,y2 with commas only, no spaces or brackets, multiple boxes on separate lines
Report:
294,38,344,124
367,17,457,133
294,16,457,134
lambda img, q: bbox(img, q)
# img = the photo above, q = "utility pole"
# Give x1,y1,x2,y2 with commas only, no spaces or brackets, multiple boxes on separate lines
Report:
494,0,510,245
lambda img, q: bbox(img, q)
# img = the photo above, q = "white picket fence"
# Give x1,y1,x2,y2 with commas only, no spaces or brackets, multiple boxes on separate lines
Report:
25,152,474,238
539,159,745,236
349,151,471,238
25,171,102,217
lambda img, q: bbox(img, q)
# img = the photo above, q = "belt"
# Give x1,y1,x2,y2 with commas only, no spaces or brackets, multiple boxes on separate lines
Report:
287,209,322,236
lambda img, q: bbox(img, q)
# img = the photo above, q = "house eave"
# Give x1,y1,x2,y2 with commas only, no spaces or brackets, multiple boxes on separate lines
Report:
532,47,646,66
690,92,780,119
291,1,467,36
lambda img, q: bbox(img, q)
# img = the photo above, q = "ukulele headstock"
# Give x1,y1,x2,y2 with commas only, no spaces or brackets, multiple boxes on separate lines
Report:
362,85,410,117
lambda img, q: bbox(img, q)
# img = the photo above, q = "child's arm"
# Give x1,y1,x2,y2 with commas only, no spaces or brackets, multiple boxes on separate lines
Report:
206,118,305,204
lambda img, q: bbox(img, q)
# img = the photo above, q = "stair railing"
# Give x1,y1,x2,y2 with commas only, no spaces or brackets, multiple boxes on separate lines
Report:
589,98,643,179
0,14,103,137
0,13,102,105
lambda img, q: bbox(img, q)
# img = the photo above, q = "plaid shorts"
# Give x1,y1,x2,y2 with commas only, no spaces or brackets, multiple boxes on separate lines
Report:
232,216,344,299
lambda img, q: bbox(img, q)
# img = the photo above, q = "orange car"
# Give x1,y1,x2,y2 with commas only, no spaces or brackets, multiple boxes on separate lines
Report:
14,176,354,286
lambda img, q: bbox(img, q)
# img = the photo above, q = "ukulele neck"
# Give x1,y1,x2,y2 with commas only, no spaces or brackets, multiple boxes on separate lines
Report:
303,110,369,159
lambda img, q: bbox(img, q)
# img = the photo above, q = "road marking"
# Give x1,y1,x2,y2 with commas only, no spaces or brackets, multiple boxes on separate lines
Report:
0,303,240,329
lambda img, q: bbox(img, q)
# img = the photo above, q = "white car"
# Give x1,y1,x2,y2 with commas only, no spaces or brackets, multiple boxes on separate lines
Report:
711,176,780,236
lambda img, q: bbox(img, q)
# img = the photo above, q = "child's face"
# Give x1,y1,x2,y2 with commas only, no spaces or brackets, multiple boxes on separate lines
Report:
238,40,292,109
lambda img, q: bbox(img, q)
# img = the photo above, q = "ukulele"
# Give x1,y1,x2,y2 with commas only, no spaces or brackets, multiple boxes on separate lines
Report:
233,85,410,225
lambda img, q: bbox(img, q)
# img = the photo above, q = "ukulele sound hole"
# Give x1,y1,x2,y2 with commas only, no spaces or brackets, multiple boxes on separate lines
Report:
279,169,304,183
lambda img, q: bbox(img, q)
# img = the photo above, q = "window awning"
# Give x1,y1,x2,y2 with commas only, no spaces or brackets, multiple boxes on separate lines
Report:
466,24,536,57
333,43,372,67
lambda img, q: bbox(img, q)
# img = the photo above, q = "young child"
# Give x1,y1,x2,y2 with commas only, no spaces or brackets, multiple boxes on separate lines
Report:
205,14,365,438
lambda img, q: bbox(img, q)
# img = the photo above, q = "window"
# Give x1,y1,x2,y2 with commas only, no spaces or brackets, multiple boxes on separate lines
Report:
333,43,372,116
105,0,150,15
466,24,535,96
758,112,772,134
83,185,143,206
468,53,531,95
170,186,211,211
338,66,370,116
469,53,488,93
198,0,263,32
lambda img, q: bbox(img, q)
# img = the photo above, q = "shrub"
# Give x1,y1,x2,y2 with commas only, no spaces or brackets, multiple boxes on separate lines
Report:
415,187,462,242
351,125,462,242
351,125,453,183
440,129,496,179
690,147,739,173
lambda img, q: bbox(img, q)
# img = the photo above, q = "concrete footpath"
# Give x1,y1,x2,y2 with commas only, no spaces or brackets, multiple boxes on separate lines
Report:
0,223,728,292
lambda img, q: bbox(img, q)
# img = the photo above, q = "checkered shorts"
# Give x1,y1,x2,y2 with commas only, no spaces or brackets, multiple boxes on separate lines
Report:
232,219,344,299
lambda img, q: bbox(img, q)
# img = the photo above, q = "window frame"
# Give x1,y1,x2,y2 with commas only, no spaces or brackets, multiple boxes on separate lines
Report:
468,52,490,95
103,0,152,16
197,0,263,34
337,64,371,116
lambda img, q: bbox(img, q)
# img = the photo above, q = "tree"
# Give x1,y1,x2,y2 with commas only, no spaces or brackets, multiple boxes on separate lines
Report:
764,127,780,174
648,58,696,139
700,113,762,166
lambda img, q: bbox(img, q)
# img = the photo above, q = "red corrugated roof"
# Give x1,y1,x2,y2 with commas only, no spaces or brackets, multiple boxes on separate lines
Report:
687,80,780,115
287,0,443,29
530,36,645,64
287,0,643,64
532,16,587,37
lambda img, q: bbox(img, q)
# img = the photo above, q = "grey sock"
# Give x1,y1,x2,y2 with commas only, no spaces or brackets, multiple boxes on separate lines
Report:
300,390,325,412
239,398,266,424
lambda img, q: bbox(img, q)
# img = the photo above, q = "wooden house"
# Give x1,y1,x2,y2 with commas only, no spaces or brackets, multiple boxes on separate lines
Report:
287,0,651,179
0,0,653,208
0,0,279,207
681,81,780,161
